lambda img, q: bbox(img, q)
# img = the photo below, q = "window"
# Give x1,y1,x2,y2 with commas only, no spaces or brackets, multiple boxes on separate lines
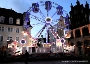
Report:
0,27,4,32
2,27,4,32
16,36,19,41
9,17,13,24
7,36,12,40
0,35,3,41
16,19,20,24
0,16,5,23
16,28,19,33
8,27,13,32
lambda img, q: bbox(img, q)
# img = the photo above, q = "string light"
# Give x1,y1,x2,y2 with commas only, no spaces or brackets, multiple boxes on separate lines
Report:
23,1,70,44
49,28,60,39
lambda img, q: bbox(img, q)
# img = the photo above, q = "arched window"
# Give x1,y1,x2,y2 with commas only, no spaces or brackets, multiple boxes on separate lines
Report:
0,35,3,41
7,35,12,41
9,17,13,24
16,36,19,42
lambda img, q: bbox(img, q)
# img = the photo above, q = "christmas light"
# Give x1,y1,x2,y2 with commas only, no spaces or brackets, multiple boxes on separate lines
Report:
23,0,70,44
20,39,26,44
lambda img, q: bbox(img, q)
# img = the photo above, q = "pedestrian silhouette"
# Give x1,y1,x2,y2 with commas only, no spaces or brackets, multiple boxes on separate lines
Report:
24,50,29,64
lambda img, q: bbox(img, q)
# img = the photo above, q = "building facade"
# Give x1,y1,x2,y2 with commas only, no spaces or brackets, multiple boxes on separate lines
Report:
69,0,90,55
48,25,57,43
0,8,32,48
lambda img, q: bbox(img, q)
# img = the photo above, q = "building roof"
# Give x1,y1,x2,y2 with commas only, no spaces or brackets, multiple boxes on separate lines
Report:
0,8,32,27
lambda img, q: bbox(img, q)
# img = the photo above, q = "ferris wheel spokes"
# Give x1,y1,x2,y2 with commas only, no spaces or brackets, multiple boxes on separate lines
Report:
39,9,46,19
23,1,70,44
38,29,44,38
51,11,57,18
27,6,32,12
31,23,45,26
49,28,57,39
37,25,46,38
30,14,45,23
47,10,49,17
49,24,60,38
34,24,46,38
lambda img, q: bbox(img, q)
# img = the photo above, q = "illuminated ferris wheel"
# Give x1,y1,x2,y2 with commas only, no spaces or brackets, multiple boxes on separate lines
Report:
23,1,70,43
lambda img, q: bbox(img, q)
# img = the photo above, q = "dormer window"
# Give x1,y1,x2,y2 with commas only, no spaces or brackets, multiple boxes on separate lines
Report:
16,18,20,24
9,17,13,24
0,16,5,23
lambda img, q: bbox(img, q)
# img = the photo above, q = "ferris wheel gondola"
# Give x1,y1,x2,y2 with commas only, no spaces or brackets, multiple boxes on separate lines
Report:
56,5,63,15
45,1,52,11
32,3,39,13
23,1,70,44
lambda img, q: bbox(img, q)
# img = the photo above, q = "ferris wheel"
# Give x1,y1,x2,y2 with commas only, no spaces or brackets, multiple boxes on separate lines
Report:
23,1,70,43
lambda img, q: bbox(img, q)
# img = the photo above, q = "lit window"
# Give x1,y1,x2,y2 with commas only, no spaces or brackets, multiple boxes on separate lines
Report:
0,16,5,23
16,19,20,24
16,36,19,41
0,35,3,41
16,28,19,33
8,27,13,32
0,27,4,32
9,17,13,24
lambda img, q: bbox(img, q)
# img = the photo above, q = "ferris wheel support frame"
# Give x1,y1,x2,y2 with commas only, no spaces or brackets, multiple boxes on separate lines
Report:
23,1,70,44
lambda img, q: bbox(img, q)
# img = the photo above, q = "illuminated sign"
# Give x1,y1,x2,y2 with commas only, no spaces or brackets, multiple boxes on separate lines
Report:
20,39,26,44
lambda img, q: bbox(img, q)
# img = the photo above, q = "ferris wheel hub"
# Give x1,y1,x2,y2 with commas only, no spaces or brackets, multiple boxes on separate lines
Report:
45,17,52,23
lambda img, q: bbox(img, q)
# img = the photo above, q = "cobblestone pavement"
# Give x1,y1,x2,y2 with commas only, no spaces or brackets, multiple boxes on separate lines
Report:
1,60,89,64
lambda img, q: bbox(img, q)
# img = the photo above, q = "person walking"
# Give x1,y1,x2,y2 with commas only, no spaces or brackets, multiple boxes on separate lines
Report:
24,50,29,64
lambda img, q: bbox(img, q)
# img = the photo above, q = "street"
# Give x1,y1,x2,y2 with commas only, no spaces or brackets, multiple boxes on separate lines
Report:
1,60,89,64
